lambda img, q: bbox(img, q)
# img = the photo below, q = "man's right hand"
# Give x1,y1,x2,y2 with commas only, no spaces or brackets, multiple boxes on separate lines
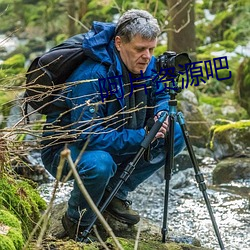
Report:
154,112,169,139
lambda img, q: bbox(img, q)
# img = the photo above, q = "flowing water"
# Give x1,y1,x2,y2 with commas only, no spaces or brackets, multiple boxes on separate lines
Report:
38,156,250,250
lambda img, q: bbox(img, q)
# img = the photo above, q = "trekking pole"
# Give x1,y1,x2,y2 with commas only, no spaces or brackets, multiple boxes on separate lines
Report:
81,111,168,240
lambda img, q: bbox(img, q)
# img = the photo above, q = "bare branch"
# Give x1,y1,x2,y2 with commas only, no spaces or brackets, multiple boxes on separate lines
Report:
68,14,90,32
63,148,124,250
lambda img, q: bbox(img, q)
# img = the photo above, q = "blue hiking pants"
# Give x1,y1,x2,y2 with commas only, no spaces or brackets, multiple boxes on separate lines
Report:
41,122,185,226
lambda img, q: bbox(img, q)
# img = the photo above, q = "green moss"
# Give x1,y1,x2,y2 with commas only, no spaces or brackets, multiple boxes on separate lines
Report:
84,243,100,250
0,209,21,229
218,40,237,52
214,119,232,125
0,209,24,249
213,120,250,133
1,54,25,69
55,34,68,45
106,237,207,250
7,228,24,249
0,175,47,239
235,57,250,116
209,120,250,150
0,91,17,108
0,235,16,250
0,54,26,86
198,89,249,122
199,95,224,107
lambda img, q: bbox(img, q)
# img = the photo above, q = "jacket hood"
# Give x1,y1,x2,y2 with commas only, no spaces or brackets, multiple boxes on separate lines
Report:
82,21,116,66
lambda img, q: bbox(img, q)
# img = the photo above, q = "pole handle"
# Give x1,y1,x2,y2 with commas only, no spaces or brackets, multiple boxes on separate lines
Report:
141,111,168,148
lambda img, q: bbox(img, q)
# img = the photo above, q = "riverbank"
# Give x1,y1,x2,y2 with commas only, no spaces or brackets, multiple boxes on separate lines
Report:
38,155,250,250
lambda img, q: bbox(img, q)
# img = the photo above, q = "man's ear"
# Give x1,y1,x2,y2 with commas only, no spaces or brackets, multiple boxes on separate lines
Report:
115,36,122,51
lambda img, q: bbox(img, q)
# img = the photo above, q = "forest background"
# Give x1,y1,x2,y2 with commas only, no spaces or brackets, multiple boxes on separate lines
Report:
0,0,250,124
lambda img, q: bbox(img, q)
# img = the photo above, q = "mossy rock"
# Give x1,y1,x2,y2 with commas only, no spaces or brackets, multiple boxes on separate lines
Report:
198,92,248,122
29,237,211,250
0,209,24,250
209,120,250,160
0,174,47,239
235,57,250,116
43,202,211,250
106,237,211,250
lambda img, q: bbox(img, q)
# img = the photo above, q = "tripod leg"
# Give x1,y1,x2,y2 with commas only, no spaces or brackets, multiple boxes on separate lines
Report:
162,113,175,243
177,112,225,250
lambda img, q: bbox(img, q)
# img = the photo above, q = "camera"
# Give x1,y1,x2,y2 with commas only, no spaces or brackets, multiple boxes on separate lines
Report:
156,51,191,76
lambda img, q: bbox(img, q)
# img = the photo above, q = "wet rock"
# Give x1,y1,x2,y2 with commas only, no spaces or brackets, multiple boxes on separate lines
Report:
38,159,250,250
213,157,250,184
170,168,193,189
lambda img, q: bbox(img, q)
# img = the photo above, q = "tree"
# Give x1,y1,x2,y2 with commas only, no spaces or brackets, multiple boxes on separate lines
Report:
166,0,196,60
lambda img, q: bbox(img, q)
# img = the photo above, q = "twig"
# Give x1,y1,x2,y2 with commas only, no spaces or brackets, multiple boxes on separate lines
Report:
93,225,109,250
134,220,142,250
61,148,124,250
68,14,89,32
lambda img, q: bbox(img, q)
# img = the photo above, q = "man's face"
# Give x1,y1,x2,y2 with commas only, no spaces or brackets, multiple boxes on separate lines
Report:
115,35,157,74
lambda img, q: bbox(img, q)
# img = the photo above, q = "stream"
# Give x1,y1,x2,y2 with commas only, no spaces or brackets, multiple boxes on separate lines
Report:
38,155,250,250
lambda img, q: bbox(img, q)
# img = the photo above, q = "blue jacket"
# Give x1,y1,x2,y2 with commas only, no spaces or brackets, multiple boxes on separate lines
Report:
44,21,170,156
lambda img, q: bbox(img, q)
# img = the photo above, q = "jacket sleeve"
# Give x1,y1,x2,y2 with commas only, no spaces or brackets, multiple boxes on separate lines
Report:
65,60,146,156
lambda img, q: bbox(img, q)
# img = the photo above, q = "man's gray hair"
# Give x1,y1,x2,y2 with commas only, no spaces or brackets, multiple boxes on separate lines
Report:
115,9,160,43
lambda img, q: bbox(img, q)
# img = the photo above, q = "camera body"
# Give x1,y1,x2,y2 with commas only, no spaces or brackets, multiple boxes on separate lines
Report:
156,51,191,76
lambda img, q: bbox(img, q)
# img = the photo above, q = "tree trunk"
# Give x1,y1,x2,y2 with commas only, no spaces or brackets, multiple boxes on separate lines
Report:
167,0,196,61
78,0,88,20
67,0,76,36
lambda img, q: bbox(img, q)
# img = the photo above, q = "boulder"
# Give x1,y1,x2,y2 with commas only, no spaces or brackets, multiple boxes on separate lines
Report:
209,120,250,160
177,90,211,148
42,201,211,250
213,157,250,184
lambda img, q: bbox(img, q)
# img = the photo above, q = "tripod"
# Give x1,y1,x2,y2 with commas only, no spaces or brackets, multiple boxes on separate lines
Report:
82,82,225,249
161,82,225,249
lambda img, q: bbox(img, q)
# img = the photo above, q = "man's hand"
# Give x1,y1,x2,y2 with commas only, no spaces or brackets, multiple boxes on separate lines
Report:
154,112,169,139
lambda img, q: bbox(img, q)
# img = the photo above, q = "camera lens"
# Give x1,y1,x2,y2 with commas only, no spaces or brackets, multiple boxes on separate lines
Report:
175,53,191,72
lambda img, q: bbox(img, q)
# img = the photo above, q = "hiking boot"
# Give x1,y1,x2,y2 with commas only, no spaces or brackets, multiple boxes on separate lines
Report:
105,196,140,225
61,213,97,243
